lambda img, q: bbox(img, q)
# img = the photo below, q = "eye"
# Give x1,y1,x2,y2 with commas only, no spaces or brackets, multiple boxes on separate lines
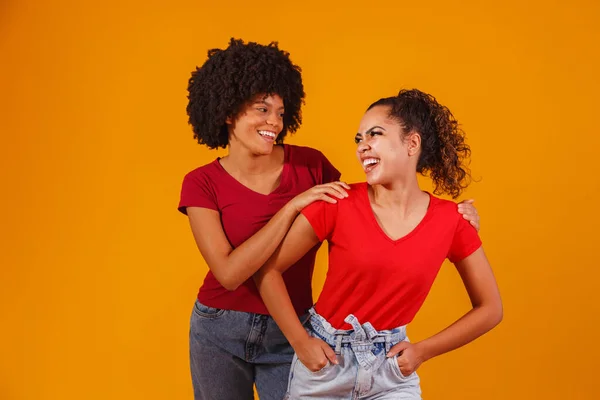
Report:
257,107,267,112
354,136,362,144
369,131,382,137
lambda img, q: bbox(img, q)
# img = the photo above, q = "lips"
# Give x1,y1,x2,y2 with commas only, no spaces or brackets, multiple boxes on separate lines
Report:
361,157,380,173
258,130,277,142
258,131,277,140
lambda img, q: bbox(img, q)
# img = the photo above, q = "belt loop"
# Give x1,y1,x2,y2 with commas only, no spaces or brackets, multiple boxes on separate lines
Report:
335,335,343,355
385,335,391,353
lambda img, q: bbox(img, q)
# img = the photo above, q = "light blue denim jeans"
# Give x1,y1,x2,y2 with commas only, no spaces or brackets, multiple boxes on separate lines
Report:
284,308,422,399
189,299,309,400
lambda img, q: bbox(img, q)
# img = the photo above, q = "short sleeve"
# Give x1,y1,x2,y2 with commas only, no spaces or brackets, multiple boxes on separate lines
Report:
320,153,341,184
448,216,482,263
300,200,339,242
177,171,218,215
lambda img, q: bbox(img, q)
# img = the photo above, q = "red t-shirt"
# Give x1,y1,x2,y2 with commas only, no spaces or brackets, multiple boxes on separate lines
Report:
301,182,482,330
178,144,341,315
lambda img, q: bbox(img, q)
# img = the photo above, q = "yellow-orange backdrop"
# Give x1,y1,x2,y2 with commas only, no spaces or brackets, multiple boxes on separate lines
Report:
1,0,599,399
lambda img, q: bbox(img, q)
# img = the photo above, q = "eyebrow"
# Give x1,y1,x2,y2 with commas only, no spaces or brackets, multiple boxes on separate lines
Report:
253,100,285,111
356,125,387,137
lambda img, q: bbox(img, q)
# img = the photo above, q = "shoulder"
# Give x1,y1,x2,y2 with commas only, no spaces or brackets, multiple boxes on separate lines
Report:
182,159,221,182
428,194,461,222
337,182,368,210
180,160,226,195
286,144,328,164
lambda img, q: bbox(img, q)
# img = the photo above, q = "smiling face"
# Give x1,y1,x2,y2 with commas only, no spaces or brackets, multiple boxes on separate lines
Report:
226,93,285,155
355,105,421,186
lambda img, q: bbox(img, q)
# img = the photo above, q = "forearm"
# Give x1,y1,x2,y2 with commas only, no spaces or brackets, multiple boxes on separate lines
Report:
220,203,299,290
255,269,310,347
416,303,503,362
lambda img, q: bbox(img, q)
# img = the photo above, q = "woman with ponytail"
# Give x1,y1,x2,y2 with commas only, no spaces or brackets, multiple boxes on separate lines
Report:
254,89,503,399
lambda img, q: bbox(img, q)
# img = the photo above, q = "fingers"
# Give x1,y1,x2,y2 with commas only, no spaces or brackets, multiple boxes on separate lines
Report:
321,342,338,365
306,182,351,205
461,211,478,222
386,341,410,358
461,211,480,231
320,194,338,204
314,183,349,202
322,186,347,199
457,201,476,214
457,199,480,230
325,181,351,195
335,181,352,190
325,182,350,198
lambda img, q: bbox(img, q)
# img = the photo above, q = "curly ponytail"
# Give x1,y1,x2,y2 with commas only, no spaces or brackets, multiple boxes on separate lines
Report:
368,89,471,198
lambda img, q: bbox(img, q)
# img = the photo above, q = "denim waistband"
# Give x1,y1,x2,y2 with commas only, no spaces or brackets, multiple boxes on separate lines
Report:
307,307,407,356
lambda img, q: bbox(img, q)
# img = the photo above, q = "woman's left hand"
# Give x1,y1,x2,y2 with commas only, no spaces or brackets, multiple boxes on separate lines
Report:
386,341,425,376
457,199,480,231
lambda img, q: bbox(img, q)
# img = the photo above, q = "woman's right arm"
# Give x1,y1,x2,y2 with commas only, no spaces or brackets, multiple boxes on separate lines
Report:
186,182,349,291
254,214,338,371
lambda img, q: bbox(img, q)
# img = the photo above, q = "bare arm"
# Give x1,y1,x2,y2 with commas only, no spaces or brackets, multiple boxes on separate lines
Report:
188,204,297,290
388,247,503,374
254,214,320,344
187,182,349,291
254,215,338,370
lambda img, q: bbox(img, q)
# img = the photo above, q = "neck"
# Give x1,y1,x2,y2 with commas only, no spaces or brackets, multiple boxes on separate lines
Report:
369,175,425,212
223,141,282,175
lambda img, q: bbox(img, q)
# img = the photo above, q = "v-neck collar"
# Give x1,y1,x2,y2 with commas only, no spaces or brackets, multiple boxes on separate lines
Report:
215,144,289,197
360,183,435,244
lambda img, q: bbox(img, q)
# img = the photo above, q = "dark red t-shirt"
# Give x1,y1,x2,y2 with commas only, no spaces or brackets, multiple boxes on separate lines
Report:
301,182,482,330
178,144,341,315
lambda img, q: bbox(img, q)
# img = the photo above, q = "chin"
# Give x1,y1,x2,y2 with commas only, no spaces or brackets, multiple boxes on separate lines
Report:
251,142,276,156
365,171,392,186
365,174,381,185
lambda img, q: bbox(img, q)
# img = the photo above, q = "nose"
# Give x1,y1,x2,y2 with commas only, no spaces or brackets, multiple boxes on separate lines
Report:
357,140,370,153
266,111,283,129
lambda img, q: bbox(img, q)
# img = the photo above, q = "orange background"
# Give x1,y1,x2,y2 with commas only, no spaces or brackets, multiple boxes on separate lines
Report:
1,1,599,399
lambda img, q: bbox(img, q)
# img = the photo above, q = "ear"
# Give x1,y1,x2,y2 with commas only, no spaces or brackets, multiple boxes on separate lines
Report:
407,132,421,156
225,115,233,125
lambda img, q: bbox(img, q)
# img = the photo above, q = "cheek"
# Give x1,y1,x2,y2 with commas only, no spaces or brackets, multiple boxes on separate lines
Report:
381,150,407,172
379,141,406,163
237,117,259,133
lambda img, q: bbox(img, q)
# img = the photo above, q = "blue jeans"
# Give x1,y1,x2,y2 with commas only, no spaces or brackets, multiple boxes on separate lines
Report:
189,299,308,400
284,308,422,399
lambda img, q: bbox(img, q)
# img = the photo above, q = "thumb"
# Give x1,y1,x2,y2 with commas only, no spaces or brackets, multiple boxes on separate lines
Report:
386,341,410,358
321,343,338,364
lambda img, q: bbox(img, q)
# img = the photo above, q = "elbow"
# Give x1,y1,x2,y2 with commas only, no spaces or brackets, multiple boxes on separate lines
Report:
494,304,504,326
215,273,243,292
475,300,503,329
207,261,245,291
487,301,504,328
221,278,242,292
222,282,241,292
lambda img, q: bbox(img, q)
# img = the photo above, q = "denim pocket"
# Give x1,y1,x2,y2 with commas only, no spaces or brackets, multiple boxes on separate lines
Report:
389,355,410,380
192,300,226,319
298,359,334,376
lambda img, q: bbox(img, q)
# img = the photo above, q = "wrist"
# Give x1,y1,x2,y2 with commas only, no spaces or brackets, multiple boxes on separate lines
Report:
414,341,432,363
284,200,301,215
289,331,311,350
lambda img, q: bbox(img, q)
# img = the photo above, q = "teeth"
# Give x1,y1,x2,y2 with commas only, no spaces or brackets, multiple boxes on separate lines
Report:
258,130,276,138
362,158,380,167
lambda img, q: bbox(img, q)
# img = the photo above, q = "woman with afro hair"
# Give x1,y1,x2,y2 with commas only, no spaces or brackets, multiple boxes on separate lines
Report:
255,89,502,399
177,39,482,400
